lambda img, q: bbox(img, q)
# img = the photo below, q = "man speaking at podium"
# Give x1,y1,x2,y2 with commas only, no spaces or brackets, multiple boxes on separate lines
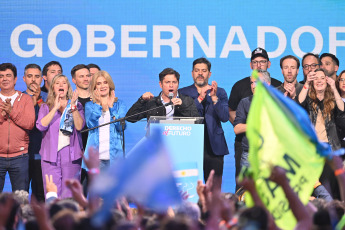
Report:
126,68,199,122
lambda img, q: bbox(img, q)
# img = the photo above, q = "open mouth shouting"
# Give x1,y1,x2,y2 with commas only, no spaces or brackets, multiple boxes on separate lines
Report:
57,88,66,96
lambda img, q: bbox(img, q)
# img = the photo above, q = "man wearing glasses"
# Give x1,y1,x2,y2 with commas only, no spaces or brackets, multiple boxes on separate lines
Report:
228,47,281,190
233,70,271,171
300,53,321,84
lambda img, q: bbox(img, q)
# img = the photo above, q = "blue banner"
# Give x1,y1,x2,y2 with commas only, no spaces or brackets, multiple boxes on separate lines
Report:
1,0,345,192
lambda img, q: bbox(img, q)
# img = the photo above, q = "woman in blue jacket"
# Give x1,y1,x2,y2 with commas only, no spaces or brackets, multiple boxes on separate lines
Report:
83,70,127,171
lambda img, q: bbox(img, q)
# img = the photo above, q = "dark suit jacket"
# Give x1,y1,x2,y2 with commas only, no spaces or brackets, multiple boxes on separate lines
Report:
126,91,200,123
179,84,229,156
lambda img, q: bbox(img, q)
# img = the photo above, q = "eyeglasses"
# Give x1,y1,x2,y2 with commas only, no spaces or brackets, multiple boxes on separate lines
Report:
251,60,267,65
339,78,345,83
302,64,319,70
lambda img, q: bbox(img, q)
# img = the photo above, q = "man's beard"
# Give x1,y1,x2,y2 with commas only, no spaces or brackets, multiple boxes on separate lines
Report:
285,76,296,84
323,69,334,77
195,81,207,87
194,75,207,87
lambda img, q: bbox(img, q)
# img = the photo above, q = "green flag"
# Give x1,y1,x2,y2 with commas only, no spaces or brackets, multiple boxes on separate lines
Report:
246,79,327,229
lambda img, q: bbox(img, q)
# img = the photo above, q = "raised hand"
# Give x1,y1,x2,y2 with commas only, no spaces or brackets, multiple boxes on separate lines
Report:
66,179,88,208
196,170,215,214
306,71,316,85
209,81,218,97
0,99,12,115
171,98,182,106
93,88,101,104
269,166,288,185
205,169,214,193
326,76,336,91
141,92,154,100
120,197,133,220
198,85,212,101
45,174,57,193
53,94,61,111
237,176,256,193
284,82,297,99
71,89,79,105
108,90,115,108
31,83,41,105
83,147,100,170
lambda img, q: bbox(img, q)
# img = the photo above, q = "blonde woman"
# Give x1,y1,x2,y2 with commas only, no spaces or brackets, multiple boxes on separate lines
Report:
37,74,85,199
83,70,126,171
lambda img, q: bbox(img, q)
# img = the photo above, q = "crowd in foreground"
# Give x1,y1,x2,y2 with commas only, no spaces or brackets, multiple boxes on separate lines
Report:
1,149,345,230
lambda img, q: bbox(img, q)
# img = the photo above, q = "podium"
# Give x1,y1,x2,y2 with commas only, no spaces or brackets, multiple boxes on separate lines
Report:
148,116,204,203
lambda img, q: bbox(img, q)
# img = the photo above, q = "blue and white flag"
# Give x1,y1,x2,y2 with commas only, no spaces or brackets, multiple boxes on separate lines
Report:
90,128,182,226
174,162,199,203
59,100,75,135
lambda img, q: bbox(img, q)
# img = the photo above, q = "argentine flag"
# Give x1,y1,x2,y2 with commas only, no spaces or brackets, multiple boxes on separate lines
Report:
90,128,182,226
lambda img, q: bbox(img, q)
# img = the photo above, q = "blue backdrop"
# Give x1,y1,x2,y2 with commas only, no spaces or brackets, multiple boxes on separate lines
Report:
1,0,345,192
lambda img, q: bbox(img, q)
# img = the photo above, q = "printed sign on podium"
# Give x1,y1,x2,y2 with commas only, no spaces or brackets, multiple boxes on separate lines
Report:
148,116,204,203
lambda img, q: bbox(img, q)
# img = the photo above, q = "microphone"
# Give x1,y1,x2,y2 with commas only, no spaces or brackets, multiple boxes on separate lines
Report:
166,92,174,107
168,92,174,100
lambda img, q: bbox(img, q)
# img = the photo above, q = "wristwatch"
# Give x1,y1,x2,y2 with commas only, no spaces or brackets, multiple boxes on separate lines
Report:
212,97,218,104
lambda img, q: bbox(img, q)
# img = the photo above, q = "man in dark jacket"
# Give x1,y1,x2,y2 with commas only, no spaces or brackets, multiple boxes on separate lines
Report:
179,58,229,186
126,68,199,122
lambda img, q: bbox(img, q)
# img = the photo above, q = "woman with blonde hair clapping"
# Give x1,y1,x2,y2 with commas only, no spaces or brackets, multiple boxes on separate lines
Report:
83,70,127,171
37,74,84,199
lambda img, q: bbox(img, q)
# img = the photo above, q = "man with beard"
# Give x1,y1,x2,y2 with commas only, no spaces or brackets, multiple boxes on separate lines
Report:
276,55,303,100
228,47,281,190
320,53,339,81
300,53,321,84
22,63,47,201
234,70,271,170
179,58,229,187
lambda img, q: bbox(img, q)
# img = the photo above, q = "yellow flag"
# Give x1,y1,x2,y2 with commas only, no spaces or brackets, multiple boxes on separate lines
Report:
246,80,329,229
